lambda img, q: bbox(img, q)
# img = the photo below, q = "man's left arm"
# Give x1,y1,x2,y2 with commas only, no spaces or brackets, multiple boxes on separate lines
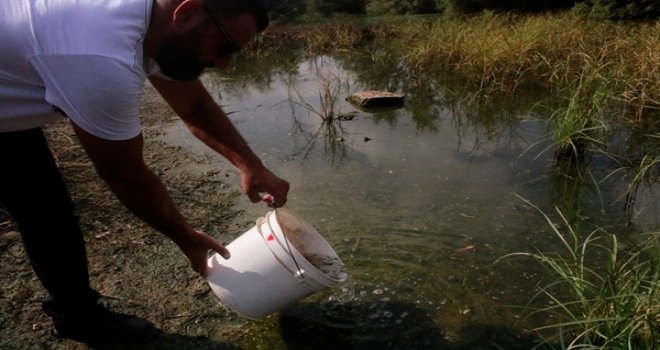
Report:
148,76,289,205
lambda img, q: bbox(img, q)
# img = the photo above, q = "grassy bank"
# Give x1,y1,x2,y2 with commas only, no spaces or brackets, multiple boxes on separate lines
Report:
271,14,659,93
398,13,659,161
261,13,659,125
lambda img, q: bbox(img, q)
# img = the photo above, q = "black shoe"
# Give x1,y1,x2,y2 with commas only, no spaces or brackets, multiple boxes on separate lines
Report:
50,303,154,344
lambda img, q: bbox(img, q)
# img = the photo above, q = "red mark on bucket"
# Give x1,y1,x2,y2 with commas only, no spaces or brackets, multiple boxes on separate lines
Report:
267,233,275,241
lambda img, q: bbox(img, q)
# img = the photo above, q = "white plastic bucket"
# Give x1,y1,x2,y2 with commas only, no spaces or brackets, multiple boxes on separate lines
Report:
206,208,347,320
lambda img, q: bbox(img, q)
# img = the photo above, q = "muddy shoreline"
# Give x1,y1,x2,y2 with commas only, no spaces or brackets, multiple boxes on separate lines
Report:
0,83,260,349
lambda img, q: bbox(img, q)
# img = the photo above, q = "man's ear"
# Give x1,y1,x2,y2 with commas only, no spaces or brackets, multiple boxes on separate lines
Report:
171,0,206,31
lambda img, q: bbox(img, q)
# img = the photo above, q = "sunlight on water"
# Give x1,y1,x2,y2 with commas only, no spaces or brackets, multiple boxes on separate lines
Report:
159,55,659,347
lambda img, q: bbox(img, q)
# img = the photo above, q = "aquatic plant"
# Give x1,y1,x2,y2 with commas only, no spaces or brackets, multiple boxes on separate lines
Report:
290,73,351,122
286,73,352,163
499,198,660,349
604,150,660,225
595,127,660,225
548,60,611,160
623,154,660,220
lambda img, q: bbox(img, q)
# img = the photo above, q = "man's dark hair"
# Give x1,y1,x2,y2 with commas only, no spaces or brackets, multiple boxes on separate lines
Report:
200,0,269,32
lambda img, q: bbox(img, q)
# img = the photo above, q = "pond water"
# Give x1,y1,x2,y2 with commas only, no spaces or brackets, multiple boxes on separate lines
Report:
160,54,659,348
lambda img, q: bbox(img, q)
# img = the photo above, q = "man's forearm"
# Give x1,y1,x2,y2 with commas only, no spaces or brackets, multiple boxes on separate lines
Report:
149,76,265,173
183,101,265,173
102,164,195,245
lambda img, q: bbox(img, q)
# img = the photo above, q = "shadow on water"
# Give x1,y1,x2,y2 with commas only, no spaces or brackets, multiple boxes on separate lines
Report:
81,329,243,350
278,299,543,350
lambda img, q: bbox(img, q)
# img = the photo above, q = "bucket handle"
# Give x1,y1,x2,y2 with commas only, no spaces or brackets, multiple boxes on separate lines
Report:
255,212,306,282
271,209,305,279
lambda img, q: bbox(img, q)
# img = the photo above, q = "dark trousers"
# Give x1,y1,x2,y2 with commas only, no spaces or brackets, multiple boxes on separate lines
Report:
0,128,99,315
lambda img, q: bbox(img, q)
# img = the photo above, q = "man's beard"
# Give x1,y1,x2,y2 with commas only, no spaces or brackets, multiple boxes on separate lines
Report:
154,26,211,81
154,42,205,81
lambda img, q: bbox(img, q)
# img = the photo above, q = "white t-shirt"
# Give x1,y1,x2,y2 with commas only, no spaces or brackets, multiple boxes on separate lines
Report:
0,0,154,140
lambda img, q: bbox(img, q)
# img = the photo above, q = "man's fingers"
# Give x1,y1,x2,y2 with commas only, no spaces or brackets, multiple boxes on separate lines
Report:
194,260,208,277
262,194,277,207
246,189,261,203
201,232,231,259
216,245,231,260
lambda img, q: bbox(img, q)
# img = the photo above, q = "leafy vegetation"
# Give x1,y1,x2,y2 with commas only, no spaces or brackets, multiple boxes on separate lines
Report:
366,0,438,15
574,0,660,19
268,0,660,19
499,198,659,349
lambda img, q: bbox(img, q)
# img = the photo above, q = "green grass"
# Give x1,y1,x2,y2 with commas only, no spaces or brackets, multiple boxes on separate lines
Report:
619,153,660,223
498,197,659,349
544,54,612,160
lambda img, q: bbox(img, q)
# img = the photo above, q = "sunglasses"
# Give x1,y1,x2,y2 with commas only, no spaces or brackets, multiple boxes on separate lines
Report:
203,7,242,58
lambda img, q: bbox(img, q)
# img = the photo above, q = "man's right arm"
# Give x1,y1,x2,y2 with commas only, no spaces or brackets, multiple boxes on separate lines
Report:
70,121,229,276
148,76,290,206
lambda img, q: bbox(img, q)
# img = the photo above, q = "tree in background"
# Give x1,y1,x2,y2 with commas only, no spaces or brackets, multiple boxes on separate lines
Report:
268,0,308,22
574,0,660,19
267,0,659,20
444,0,575,14
441,0,659,17
366,0,439,15
308,0,367,16
444,0,484,14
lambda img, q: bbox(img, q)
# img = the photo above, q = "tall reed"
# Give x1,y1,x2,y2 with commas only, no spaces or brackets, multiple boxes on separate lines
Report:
623,154,660,219
545,54,611,160
402,13,660,108
285,73,352,162
289,73,350,122
498,198,659,349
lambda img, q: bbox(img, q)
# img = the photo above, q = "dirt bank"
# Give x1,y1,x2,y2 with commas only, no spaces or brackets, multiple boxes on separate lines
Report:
0,84,263,349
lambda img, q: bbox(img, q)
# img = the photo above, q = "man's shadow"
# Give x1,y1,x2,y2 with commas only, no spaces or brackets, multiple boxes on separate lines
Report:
74,329,243,350
279,299,443,350
278,298,544,350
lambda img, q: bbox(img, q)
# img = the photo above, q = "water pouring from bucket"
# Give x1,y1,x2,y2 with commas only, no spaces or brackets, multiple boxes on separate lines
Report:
206,208,348,320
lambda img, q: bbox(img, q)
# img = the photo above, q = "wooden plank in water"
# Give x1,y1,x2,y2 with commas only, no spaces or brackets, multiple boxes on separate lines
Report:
346,90,405,108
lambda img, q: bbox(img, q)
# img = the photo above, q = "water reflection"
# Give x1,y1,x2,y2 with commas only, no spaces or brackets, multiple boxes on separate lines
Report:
284,70,353,165
161,52,658,347
290,117,349,165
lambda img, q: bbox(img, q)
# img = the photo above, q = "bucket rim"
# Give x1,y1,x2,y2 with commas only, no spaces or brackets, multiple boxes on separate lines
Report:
263,209,348,284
